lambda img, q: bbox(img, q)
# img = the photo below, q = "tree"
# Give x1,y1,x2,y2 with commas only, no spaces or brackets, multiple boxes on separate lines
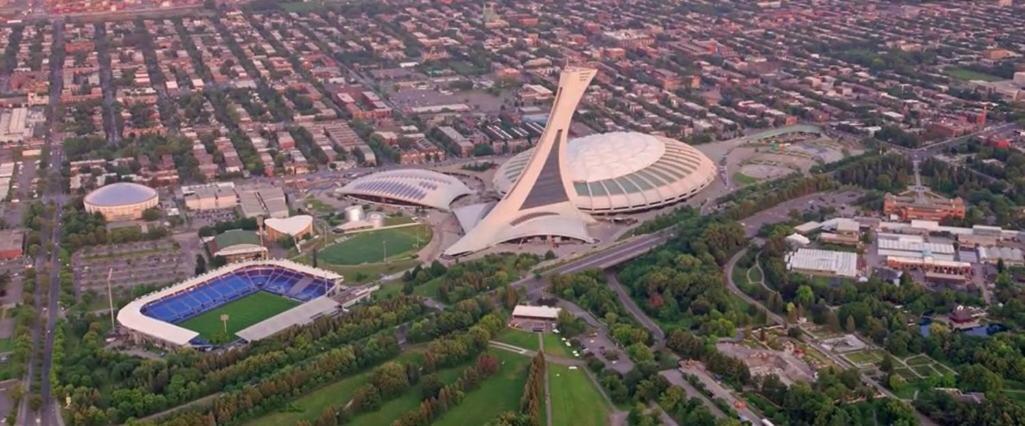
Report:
141,208,161,222
194,254,207,275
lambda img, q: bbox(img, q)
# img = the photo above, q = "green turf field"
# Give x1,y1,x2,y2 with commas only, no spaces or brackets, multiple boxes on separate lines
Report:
548,363,609,426
179,291,299,343
434,349,531,426
320,225,430,265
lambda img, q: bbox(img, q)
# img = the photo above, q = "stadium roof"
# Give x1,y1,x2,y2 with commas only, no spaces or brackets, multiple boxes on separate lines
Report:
265,215,313,237
338,169,472,211
84,182,158,207
117,259,342,346
236,296,340,342
495,132,716,213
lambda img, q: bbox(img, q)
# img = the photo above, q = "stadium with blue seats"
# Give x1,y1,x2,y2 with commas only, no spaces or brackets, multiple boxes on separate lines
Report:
141,265,336,324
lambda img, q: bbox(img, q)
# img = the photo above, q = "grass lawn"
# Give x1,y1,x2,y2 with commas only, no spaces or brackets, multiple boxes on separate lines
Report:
320,258,421,284
845,350,884,366
904,355,932,366
434,349,531,426
246,347,429,426
411,277,443,299
548,364,609,426
542,333,575,358
0,338,14,353
944,67,1003,82
320,225,430,265
179,291,298,343
348,363,467,426
303,196,336,215
384,215,416,226
733,172,759,186
494,328,541,352
911,364,938,377
894,368,918,381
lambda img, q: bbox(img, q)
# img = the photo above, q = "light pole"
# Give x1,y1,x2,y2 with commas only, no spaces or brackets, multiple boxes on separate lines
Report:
220,314,229,335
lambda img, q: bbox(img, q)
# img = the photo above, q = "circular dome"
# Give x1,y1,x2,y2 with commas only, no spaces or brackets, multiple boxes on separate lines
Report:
495,132,716,214
566,132,665,182
84,182,159,221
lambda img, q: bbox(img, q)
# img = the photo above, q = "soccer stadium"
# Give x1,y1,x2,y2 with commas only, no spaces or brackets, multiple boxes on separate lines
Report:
117,259,358,347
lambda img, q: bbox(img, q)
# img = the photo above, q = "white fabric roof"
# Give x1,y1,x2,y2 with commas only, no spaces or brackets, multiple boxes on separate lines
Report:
338,169,472,211
265,215,313,237
236,296,340,341
512,305,561,319
117,259,342,346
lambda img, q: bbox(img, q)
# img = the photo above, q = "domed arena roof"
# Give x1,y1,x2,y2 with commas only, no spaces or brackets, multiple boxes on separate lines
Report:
338,169,472,211
495,132,716,213
84,182,159,207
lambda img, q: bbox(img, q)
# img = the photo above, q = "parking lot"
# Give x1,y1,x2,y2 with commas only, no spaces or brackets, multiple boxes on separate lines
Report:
72,240,192,293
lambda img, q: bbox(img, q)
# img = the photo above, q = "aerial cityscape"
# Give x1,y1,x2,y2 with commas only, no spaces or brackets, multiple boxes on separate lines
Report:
0,0,1024,425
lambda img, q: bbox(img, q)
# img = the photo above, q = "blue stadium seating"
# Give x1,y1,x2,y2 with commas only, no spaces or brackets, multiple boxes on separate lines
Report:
141,265,335,324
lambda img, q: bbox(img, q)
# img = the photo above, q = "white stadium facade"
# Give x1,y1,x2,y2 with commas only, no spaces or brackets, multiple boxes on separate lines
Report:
83,182,159,221
494,132,715,214
117,259,345,347
337,169,472,211
445,67,603,255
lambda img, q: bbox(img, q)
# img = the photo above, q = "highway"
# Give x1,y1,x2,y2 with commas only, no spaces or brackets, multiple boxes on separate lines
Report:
511,231,669,298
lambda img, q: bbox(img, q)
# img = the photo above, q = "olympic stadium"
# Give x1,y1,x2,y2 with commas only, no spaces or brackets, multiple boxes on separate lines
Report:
117,259,365,347
494,132,716,214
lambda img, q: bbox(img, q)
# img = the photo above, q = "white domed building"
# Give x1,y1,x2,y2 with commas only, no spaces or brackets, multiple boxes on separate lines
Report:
84,182,159,221
494,132,716,214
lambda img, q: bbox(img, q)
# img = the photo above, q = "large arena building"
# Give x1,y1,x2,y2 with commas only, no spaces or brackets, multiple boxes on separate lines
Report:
117,259,365,347
337,169,472,211
494,132,716,214
84,182,159,221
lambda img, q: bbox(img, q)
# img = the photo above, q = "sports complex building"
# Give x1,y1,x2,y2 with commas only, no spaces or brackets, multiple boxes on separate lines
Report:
84,182,159,221
494,131,715,214
337,169,472,211
117,259,370,347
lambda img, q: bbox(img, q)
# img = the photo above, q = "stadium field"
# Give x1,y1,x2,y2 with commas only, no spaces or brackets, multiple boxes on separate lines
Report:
320,225,430,265
180,291,299,343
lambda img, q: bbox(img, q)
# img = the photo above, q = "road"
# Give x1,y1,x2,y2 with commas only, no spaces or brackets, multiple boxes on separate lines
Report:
512,231,670,299
723,246,938,426
16,19,67,426
604,271,665,348
658,369,728,419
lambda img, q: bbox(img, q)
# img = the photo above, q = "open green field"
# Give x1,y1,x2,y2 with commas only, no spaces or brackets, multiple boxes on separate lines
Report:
247,348,430,426
542,333,575,358
434,349,531,426
348,363,467,426
495,328,540,351
844,350,885,366
733,172,759,186
179,291,298,343
944,67,1003,82
321,225,430,265
548,364,609,426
